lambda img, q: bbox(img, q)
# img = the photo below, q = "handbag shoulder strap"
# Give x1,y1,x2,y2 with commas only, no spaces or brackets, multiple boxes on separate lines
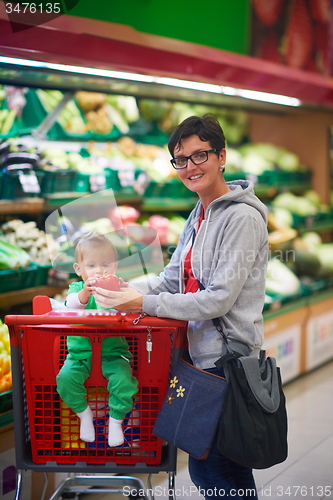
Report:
197,279,249,355
197,280,229,343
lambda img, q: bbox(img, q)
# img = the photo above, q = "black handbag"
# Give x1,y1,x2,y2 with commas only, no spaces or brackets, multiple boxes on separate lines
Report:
197,275,288,470
215,342,288,469
152,353,228,460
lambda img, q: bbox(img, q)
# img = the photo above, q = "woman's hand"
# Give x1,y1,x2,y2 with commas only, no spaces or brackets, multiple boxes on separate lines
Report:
93,285,143,313
118,277,129,288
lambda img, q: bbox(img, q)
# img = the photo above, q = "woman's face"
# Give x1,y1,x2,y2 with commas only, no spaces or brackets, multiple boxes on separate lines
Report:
173,135,226,200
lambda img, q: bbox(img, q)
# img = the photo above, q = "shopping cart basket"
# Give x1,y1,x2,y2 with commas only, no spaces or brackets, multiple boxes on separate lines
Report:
5,296,187,500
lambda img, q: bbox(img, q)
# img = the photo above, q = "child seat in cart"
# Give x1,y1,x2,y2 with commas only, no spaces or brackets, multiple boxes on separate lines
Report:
5,296,187,500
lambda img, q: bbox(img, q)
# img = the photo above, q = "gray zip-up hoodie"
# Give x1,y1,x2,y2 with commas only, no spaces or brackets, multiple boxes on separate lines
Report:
132,180,268,369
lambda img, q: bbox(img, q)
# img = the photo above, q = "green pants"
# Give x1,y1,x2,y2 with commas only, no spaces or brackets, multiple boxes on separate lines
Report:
56,354,138,420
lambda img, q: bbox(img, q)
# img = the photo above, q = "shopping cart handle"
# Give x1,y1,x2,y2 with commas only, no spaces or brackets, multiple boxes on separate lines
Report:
5,312,187,326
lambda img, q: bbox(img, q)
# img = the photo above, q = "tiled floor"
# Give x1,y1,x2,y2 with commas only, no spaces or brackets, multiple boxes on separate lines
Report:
55,360,333,500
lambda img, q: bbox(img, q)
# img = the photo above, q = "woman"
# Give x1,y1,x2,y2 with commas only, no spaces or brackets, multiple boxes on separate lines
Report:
94,114,268,499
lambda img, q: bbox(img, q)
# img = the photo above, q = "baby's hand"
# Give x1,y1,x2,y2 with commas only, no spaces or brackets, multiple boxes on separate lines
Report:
84,278,96,294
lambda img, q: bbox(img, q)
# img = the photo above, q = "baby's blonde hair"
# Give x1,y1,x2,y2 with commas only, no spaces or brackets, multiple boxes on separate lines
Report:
74,231,118,263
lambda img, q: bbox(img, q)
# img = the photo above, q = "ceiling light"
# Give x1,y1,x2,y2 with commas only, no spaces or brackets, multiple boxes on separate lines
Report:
0,56,301,107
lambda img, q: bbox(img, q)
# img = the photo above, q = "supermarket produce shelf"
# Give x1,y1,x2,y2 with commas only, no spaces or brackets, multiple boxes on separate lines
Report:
44,191,142,208
0,198,45,215
263,287,333,321
253,186,277,198
0,193,143,213
283,183,313,193
142,197,198,211
297,220,333,234
0,285,65,309
0,410,13,428
0,390,13,428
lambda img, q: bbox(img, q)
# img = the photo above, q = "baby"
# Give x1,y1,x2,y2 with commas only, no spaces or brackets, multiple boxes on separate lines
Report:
56,231,138,447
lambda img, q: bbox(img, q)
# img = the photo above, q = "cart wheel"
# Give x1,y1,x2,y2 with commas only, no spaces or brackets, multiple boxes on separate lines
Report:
168,471,176,500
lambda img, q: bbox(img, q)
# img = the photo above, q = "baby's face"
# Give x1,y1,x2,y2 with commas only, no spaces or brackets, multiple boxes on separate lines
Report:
78,247,117,281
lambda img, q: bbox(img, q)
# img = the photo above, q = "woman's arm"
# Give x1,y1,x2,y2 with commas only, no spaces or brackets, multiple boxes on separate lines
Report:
129,221,190,296
93,218,192,311
94,213,267,319
140,213,268,321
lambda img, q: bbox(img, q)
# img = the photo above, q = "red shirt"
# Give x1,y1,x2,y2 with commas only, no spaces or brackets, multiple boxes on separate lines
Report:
184,210,204,294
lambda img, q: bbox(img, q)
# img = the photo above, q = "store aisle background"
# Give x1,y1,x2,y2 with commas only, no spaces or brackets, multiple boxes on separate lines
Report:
55,360,333,500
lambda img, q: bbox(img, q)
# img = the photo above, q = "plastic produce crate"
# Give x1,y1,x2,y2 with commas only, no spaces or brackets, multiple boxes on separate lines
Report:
0,264,39,293
300,279,327,297
0,390,13,427
1,170,44,199
39,170,78,195
144,179,190,198
273,169,312,187
89,124,121,142
105,167,144,195
38,89,93,141
6,299,187,467
75,170,114,193
0,390,13,414
17,88,48,136
75,172,90,193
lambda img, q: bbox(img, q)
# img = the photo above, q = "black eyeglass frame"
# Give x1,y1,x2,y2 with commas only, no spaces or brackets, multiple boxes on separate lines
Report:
170,148,219,170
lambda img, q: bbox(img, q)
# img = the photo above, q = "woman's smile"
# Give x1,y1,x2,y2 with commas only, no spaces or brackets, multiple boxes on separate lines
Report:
188,173,204,181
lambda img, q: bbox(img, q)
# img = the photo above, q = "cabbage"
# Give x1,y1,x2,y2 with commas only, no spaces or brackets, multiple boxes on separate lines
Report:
225,148,243,173
266,258,301,296
272,192,318,216
272,207,294,227
242,153,273,175
316,244,333,272
276,149,300,172
304,190,321,207
239,143,279,163
301,232,322,251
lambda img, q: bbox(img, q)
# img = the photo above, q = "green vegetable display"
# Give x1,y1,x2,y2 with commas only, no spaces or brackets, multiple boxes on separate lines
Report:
0,238,31,270
272,192,318,216
37,89,87,134
265,258,301,296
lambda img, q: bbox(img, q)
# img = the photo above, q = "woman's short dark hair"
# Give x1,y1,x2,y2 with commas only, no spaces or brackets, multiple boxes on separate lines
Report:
168,114,226,157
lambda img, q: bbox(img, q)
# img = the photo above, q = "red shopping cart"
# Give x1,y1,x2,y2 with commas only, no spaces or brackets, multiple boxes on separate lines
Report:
5,296,187,500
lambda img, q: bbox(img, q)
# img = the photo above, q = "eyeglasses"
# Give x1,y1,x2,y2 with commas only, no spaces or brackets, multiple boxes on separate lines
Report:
170,149,218,170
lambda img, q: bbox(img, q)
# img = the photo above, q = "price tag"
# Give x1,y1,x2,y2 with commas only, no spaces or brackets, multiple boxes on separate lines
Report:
118,170,135,187
18,171,41,193
305,216,315,227
90,174,106,192
135,171,150,195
